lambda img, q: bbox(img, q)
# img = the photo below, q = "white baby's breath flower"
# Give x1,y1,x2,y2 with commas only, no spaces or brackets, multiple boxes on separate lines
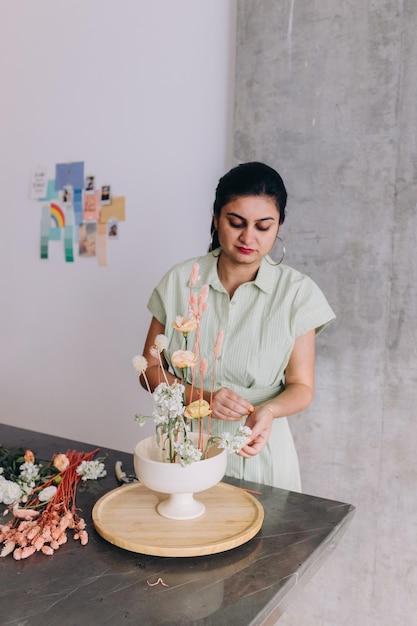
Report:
173,440,203,466
18,462,41,482
17,462,41,499
153,381,185,421
154,334,168,353
132,355,148,374
218,432,232,450
38,485,57,502
218,425,252,454
76,460,107,482
134,414,147,426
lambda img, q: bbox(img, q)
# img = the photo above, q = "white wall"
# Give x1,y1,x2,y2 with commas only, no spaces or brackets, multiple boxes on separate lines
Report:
0,0,237,452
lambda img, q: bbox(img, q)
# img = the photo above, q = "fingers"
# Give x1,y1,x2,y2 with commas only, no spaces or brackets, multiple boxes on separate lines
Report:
238,435,268,457
238,406,274,457
212,388,253,421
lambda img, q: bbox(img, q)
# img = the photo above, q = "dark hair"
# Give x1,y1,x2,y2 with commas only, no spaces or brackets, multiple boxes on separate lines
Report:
210,162,287,250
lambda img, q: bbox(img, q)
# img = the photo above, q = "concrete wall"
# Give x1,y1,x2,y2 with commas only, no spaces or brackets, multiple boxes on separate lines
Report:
234,1,416,624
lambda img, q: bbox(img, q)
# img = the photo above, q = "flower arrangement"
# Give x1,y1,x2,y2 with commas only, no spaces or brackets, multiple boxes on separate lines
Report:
0,444,106,560
132,262,252,466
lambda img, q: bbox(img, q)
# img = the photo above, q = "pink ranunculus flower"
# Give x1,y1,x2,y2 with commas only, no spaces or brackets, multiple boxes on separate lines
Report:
53,454,70,472
184,399,212,419
171,350,197,369
172,316,197,334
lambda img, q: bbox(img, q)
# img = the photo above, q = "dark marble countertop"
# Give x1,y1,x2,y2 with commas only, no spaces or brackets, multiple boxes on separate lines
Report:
0,423,354,625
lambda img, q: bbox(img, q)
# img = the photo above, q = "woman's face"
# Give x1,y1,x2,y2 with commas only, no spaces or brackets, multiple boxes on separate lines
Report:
214,195,280,266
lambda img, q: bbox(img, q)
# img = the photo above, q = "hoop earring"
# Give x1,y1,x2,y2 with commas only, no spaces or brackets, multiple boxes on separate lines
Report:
266,236,285,266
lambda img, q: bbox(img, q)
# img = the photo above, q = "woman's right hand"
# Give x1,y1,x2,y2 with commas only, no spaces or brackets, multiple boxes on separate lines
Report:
211,387,253,422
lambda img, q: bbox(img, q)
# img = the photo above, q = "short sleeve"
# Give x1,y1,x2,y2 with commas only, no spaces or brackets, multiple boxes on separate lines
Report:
146,257,198,327
293,276,336,337
147,287,167,325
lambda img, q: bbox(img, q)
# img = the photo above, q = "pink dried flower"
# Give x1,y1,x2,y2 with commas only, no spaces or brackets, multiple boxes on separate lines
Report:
214,329,224,360
12,507,40,520
189,263,200,288
57,533,67,545
21,545,36,559
200,358,208,377
188,293,198,317
34,536,45,551
13,547,22,560
78,530,88,545
0,540,15,557
27,525,41,540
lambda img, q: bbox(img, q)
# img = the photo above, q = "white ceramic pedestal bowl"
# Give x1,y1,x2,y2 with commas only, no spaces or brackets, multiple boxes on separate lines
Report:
134,435,227,520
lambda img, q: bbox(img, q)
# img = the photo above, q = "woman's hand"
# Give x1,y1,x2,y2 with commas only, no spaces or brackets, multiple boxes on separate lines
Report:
211,387,253,422
238,406,275,457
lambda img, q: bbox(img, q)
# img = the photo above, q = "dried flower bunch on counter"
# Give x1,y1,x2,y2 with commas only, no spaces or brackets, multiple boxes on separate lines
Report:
0,443,106,560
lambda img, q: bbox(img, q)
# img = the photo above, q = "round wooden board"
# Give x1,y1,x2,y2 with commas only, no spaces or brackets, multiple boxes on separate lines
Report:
92,482,264,557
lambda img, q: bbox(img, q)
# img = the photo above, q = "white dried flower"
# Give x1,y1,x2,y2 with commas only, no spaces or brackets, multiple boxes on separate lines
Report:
154,334,168,353
38,485,57,502
0,476,22,505
132,355,148,374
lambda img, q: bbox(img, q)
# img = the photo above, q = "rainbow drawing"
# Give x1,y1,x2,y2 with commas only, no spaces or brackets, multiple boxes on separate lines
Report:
50,202,65,228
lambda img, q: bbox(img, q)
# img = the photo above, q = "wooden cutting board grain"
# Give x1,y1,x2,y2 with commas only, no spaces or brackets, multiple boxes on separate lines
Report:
92,481,264,557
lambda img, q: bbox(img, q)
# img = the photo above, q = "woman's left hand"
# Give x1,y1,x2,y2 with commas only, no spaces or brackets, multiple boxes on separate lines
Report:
238,406,274,457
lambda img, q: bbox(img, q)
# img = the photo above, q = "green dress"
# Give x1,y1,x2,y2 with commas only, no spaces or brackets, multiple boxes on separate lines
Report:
147,252,335,491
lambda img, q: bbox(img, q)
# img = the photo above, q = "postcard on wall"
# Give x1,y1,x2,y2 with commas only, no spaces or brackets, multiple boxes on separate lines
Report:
97,223,108,267
108,219,118,239
99,196,126,223
101,184,111,205
79,222,97,257
83,189,100,221
40,205,50,259
55,161,84,191
61,185,73,205
85,175,95,193
64,224,74,263
38,180,58,202
30,165,48,199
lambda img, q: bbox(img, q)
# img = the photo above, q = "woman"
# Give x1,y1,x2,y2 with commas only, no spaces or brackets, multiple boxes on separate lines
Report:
141,162,335,490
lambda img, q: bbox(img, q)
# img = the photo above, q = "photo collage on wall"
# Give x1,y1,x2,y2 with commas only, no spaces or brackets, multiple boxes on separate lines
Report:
31,161,126,266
